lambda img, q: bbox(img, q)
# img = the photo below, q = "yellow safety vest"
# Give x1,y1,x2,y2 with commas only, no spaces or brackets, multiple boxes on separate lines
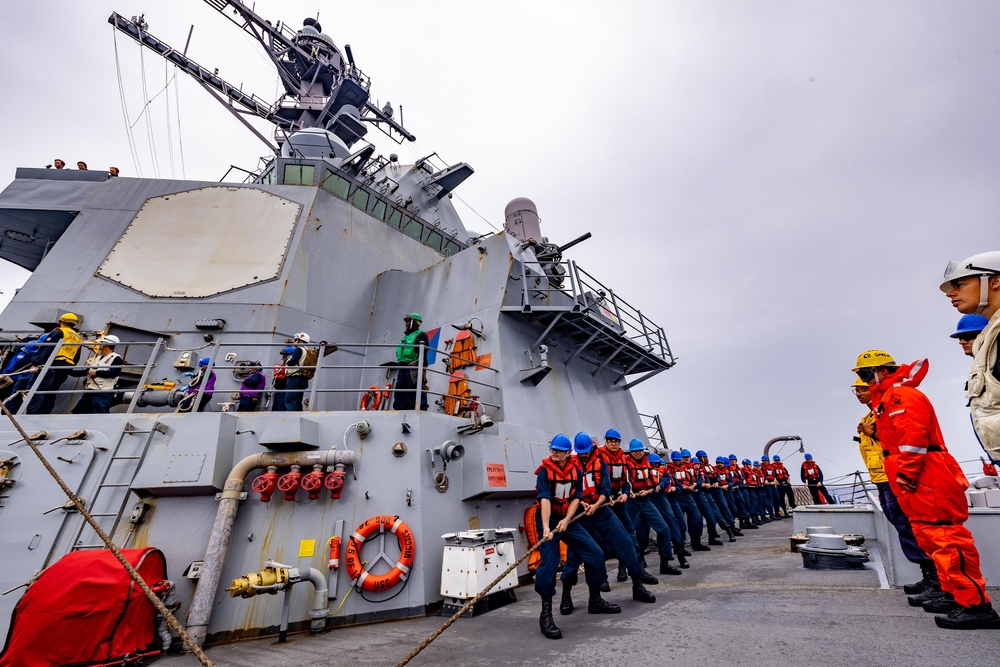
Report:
857,410,888,484
54,326,83,364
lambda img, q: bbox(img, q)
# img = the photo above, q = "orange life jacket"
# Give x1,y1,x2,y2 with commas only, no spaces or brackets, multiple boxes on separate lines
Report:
576,454,605,505
535,457,580,517
599,447,629,494
625,454,654,492
802,460,821,481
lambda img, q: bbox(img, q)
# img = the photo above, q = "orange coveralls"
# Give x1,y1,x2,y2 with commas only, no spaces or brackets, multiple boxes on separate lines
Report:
870,359,990,608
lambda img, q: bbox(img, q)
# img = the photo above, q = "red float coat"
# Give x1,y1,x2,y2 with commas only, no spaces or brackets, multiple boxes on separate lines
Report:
772,462,790,482
869,359,989,608
868,360,968,523
535,458,581,517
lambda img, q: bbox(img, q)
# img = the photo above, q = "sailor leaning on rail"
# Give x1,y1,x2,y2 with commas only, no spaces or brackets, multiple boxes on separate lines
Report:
533,434,620,640
854,348,1000,630
25,312,83,415
67,335,123,414
392,313,429,411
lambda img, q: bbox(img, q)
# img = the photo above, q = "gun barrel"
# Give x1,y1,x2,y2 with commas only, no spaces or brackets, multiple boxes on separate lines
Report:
557,232,592,253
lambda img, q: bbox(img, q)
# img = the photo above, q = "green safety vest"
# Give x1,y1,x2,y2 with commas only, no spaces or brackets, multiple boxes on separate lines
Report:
396,330,424,364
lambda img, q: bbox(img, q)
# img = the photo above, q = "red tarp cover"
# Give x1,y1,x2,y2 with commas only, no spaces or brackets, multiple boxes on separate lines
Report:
1,547,166,667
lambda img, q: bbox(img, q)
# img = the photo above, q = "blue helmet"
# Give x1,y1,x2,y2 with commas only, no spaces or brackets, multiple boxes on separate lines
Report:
282,346,295,355
773,455,781,462
573,432,593,454
198,357,211,366
629,438,645,452
728,454,737,460
742,459,752,465
804,453,813,460
680,448,691,457
23,343,39,353
952,314,989,338
753,460,760,466
670,451,683,461
550,434,572,451
761,455,769,461
649,453,664,465
715,456,727,464
605,428,621,440
695,450,708,458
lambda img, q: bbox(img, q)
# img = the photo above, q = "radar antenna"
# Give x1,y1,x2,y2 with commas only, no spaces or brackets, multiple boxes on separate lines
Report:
109,0,415,154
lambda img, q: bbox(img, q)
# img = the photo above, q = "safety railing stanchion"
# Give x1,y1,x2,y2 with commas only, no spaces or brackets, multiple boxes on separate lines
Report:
307,343,326,411
126,338,166,413
415,344,425,411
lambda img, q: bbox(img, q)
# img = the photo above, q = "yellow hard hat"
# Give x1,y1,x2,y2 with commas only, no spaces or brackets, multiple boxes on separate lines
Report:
852,349,894,372
59,312,80,326
852,377,868,388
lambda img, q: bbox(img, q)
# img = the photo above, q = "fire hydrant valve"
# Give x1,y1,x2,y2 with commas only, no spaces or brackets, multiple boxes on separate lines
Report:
277,465,303,501
324,470,346,500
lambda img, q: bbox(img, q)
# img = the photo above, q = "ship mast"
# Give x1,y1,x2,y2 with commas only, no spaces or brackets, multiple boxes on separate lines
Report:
109,0,415,154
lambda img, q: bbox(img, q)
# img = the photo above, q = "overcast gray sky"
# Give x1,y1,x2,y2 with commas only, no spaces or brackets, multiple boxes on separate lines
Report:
1,1,997,488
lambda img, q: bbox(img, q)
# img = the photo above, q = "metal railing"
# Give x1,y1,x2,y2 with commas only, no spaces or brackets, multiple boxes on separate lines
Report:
0,336,502,418
514,258,674,366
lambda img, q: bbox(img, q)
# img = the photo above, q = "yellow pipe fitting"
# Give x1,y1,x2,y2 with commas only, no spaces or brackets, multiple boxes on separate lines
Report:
226,566,290,598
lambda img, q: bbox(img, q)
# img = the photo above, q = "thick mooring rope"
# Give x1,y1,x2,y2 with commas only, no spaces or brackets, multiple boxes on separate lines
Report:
394,513,584,667
1,404,216,667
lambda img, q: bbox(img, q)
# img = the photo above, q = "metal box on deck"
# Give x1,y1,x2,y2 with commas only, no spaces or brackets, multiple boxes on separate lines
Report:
440,528,517,614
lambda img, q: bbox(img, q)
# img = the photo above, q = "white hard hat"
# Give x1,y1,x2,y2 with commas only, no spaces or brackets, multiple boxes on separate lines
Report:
941,251,1000,314
294,332,311,343
98,335,120,346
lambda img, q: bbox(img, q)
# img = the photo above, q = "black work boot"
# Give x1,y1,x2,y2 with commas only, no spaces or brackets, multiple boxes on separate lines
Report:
752,516,762,526
934,602,1000,630
742,518,758,530
730,524,744,537
559,582,574,616
708,535,724,546
692,542,711,551
908,584,946,607
903,561,938,595
659,561,683,575
675,550,690,568
600,576,611,592
923,593,958,614
539,597,562,639
674,542,692,557
639,569,658,585
632,577,656,603
616,562,628,582
638,555,648,568
723,525,736,542
588,589,621,614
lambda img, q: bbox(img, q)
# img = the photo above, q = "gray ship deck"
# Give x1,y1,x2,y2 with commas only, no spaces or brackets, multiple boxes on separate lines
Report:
161,520,998,667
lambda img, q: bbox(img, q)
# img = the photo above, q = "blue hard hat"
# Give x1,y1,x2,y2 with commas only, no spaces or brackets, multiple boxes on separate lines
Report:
282,346,295,355
728,454,737,460
198,357,211,366
952,314,989,338
629,438,645,452
605,428,621,440
550,434,572,451
804,453,813,460
761,454,769,461
753,460,760,466
680,448,691,457
773,455,781,462
743,459,751,465
715,456,727,464
670,451,683,461
23,343,39,353
573,432,593,454
649,453,664,465
695,450,708,458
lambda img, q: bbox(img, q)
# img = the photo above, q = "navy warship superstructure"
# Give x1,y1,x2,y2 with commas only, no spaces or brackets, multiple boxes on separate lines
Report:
0,0,674,648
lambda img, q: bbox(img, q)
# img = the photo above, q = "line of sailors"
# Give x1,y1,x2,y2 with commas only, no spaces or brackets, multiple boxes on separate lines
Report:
533,428,796,639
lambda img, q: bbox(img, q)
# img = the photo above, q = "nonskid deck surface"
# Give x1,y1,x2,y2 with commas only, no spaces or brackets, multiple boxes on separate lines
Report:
160,519,998,667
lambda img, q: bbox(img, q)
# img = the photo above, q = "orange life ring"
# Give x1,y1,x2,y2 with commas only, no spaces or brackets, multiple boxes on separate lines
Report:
344,515,415,592
359,385,385,411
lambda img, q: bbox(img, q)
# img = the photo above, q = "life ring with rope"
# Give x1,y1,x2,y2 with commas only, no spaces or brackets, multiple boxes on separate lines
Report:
359,384,389,411
344,515,415,592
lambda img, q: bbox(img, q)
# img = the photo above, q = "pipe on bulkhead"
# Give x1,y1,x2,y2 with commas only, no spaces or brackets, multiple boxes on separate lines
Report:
186,449,356,646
